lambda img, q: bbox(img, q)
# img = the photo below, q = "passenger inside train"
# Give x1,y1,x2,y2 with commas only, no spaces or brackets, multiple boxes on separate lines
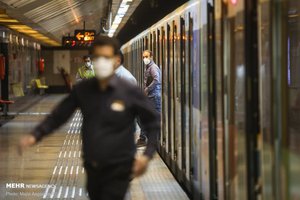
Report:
1,0,300,200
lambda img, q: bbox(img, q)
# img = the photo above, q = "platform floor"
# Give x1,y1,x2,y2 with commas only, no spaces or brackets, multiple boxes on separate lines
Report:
0,94,189,200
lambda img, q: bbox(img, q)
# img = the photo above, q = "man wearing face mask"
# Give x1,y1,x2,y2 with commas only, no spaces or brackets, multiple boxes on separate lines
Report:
18,36,160,200
75,55,95,82
136,50,161,147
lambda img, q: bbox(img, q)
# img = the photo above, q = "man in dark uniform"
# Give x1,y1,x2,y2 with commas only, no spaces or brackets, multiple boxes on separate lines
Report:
18,36,160,200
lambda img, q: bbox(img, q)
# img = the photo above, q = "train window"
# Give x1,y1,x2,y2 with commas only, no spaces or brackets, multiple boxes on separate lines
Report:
157,29,161,67
153,31,157,64
150,33,153,51
161,26,166,146
223,1,248,199
173,20,182,168
188,13,193,181
161,27,165,69
146,36,149,50
167,23,172,154
139,39,143,86
180,17,186,172
143,37,146,51
286,1,300,197
214,2,225,198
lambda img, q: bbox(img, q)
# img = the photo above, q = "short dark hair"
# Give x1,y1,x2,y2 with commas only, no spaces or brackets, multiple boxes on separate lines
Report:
83,55,91,60
117,50,124,65
91,36,120,55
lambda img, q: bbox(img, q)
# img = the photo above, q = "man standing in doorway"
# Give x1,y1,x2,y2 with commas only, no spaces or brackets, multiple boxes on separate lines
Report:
136,50,162,147
75,55,95,82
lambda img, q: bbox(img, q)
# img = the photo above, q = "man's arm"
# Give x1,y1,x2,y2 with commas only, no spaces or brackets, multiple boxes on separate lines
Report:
132,88,160,159
32,89,79,141
145,66,160,94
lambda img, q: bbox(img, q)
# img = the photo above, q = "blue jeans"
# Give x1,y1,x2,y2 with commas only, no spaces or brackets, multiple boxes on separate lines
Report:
138,94,161,140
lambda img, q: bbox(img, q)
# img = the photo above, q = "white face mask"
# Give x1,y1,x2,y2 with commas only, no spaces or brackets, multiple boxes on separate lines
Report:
143,58,151,65
85,61,92,68
93,57,115,80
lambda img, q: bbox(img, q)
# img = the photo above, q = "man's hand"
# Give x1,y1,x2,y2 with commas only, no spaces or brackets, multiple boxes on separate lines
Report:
144,87,149,96
132,155,150,178
18,134,37,155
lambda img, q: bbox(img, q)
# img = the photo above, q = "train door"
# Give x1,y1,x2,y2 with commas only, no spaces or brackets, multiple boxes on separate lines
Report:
153,31,157,65
167,24,172,163
190,5,202,199
214,0,225,199
170,21,177,171
138,39,142,87
222,0,261,199
150,33,153,52
187,13,194,193
282,1,300,199
161,27,169,156
180,16,188,184
257,1,273,197
223,1,248,199
199,0,210,198
258,0,300,199
174,19,183,174
142,37,146,88
157,29,161,68
207,1,219,199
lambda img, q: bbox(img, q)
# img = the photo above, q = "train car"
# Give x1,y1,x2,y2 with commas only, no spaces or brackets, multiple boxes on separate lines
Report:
122,0,300,200
122,1,203,199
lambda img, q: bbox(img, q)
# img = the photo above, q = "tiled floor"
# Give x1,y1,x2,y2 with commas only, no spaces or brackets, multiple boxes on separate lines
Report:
0,94,189,200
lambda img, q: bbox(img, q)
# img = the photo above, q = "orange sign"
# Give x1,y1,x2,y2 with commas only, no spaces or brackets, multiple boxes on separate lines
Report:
74,30,95,41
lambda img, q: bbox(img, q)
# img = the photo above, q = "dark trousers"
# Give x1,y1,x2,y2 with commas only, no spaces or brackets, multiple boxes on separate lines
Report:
84,160,133,200
138,94,161,140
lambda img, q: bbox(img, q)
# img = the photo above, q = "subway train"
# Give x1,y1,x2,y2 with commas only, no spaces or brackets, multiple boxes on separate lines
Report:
122,0,300,200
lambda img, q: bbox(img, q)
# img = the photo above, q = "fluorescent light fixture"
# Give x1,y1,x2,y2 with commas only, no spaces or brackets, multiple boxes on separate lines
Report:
108,0,133,37
0,18,18,23
18,29,38,34
3,15,60,46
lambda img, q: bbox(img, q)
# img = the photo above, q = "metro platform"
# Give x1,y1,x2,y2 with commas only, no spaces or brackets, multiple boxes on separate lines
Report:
0,94,189,200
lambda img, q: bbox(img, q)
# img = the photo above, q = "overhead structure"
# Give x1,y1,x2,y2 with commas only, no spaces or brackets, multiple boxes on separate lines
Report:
108,0,142,37
0,11,59,46
0,0,110,46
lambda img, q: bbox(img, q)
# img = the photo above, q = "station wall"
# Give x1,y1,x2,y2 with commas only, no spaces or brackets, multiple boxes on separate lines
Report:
0,27,41,100
41,49,88,92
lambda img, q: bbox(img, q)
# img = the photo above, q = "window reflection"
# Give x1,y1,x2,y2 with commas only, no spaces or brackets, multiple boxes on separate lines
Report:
287,1,300,198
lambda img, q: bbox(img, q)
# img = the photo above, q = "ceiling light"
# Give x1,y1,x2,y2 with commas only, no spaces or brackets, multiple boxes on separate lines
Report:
0,18,18,23
108,0,133,37
18,29,38,34
3,15,60,46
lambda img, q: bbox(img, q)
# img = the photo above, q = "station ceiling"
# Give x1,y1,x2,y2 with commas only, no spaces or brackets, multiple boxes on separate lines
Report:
0,0,110,45
117,0,189,44
0,0,187,46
